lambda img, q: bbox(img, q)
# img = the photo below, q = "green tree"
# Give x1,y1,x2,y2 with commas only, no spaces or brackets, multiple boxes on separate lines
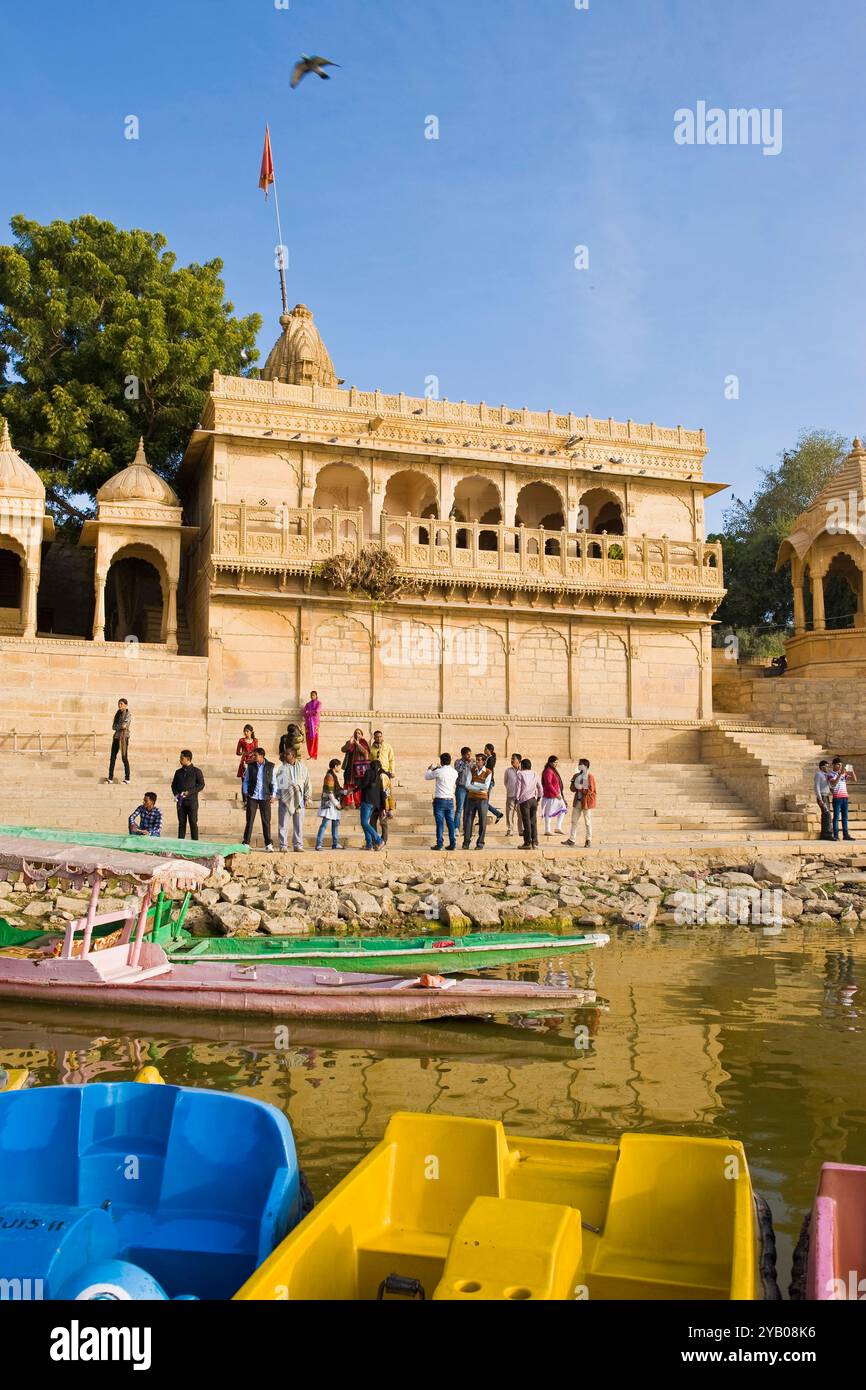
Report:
0,215,261,508
711,428,851,631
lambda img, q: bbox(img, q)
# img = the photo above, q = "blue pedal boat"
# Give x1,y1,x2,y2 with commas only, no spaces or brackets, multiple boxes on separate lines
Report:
0,1079,305,1299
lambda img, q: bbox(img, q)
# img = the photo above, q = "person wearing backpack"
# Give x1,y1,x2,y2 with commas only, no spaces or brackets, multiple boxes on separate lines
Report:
564,757,597,848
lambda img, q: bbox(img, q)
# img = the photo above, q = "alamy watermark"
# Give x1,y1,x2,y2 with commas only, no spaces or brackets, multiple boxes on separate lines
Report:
674,102,783,157
672,887,784,926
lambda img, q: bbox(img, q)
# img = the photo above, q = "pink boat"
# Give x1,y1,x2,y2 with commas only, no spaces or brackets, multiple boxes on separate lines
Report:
794,1163,866,1300
0,840,595,1023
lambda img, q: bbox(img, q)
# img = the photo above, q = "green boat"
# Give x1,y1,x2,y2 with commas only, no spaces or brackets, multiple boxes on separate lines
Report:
159,929,609,974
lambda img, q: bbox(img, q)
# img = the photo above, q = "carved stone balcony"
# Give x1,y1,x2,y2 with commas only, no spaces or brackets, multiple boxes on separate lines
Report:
207,503,724,603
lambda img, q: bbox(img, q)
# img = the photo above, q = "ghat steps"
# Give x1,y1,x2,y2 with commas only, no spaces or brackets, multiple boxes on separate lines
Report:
0,751,805,849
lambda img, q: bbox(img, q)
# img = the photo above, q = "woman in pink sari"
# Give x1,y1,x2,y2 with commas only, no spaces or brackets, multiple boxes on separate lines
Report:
304,691,322,760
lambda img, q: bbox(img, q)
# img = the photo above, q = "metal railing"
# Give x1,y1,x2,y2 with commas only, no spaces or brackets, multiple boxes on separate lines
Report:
0,731,98,755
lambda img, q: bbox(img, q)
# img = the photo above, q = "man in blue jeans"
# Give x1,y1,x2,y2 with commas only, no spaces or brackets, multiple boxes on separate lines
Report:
425,753,459,850
829,757,857,840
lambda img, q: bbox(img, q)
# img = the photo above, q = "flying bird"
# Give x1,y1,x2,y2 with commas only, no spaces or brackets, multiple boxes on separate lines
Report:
291,55,340,89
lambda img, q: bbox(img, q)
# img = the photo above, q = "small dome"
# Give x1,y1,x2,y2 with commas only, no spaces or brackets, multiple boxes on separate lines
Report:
0,417,46,500
262,303,342,387
97,438,178,506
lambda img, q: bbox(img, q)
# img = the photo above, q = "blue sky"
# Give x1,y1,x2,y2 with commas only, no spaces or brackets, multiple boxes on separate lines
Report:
3,0,865,527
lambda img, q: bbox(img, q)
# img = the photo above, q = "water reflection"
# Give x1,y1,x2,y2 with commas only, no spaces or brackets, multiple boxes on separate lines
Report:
1,921,864,1285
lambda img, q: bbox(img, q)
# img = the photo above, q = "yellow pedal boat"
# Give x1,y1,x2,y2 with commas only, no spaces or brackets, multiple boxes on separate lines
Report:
236,1112,778,1302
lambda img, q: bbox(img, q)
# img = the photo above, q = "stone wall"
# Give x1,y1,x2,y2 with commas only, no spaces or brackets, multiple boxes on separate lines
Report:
0,639,208,752
714,673,866,753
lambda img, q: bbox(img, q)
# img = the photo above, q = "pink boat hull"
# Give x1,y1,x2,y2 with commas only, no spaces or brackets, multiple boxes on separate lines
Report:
0,941,594,1023
806,1163,866,1300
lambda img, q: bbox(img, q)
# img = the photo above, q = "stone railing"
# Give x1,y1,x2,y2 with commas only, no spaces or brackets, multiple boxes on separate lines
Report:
210,503,723,593
211,374,707,452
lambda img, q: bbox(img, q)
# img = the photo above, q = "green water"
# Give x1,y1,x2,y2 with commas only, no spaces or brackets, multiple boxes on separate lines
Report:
1,919,864,1290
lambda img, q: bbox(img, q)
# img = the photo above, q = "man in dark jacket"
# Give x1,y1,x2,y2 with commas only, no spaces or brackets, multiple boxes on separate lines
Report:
242,748,276,851
171,750,205,840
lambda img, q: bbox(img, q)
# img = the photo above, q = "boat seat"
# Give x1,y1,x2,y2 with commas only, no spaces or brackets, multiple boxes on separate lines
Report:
433,1197,584,1301
587,1133,742,1299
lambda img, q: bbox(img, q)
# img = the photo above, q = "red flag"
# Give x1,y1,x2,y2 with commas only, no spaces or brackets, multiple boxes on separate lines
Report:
259,126,275,198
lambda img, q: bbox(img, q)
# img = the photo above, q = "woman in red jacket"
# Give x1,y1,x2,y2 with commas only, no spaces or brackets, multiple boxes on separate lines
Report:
540,755,568,835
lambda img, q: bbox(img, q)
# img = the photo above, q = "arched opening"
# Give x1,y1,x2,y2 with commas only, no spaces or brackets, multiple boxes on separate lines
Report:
515,482,564,555
0,546,23,611
823,552,861,630
578,488,624,535
313,462,371,531
383,469,438,546
105,555,164,643
383,470,438,519
452,475,502,549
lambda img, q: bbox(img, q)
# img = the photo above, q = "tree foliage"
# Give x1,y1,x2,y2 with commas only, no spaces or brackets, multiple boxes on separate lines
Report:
0,215,261,505
711,428,851,630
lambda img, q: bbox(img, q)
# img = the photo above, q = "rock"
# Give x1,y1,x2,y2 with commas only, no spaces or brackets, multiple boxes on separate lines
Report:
752,857,799,886
715,872,758,887
0,880,13,897
209,902,262,934
440,903,472,932
197,887,221,907
342,889,383,918
219,881,246,904
802,912,835,926
183,905,215,937
519,893,560,920
450,892,502,927
260,915,311,936
780,894,804,919
577,913,605,928
21,901,54,919
633,881,664,900
306,889,341,924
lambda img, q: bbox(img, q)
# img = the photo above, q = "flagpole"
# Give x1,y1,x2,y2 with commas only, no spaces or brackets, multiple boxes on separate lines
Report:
269,131,289,316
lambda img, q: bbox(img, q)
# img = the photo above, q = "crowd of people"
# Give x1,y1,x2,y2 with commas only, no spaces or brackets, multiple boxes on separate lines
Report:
111,692,600,853
424,748,596,851
111,694,859,852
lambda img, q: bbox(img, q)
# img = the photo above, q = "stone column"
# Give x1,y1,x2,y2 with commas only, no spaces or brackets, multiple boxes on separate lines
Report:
165,581,179,652
21,557,37,639
93,571,107,642
812,570,825,631
503,472,518,529
439,463,455,521
792,581,806,636
370,482,385,541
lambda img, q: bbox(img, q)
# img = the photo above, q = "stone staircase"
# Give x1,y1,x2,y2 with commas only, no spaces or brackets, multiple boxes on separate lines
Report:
0,750,803,850
141,605,193,655
702,721,866,836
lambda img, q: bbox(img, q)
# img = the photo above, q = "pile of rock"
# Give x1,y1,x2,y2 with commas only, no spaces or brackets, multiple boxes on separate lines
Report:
2,851,865,937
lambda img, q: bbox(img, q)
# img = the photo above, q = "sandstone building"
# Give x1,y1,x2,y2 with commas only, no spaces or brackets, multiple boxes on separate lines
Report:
0,302,727,764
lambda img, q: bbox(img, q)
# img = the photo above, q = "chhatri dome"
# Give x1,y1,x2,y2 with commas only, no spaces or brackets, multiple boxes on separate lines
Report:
0,416,46,499
261,303,342,388
97,437,178,507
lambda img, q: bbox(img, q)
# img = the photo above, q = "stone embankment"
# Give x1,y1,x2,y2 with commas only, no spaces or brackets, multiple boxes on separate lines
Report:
3,849,866,936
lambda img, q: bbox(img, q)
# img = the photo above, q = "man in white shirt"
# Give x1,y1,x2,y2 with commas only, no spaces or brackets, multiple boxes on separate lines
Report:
274,747,312,852
425,752,459,850
814,760,833,841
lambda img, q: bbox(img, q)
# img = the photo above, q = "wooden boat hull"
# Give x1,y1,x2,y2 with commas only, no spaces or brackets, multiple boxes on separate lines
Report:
237,1113,777,1301
799,1163,866,1300
0,944,595,1022
163,929,609,974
